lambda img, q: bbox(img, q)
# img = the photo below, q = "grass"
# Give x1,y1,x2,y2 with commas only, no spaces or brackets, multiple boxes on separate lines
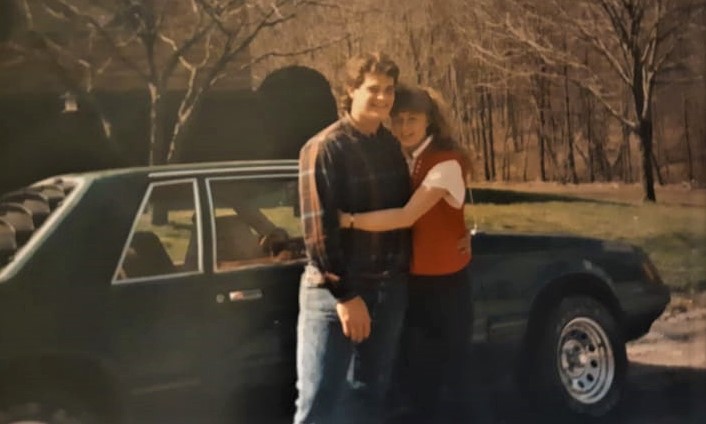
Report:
140,185,704,293
465,198,706,292
142,207,301,265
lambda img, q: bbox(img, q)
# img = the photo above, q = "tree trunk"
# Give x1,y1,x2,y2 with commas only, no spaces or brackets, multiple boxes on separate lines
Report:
508,92,521,152
593,106,612,182
683,96,694,182
479,88,491,181
586,98,595,182
616,125,630,183
618,90,633,183
563,62,578,183
470,103,481,152
546,95,562,181
631,53,657,201
148,83,167,166
536,84,547,181
651,154,665,186
638,117,657,201
522,130,530,181
502,125,511,181
148,82,168,225
168,97,204,163
580,49,594,182
653,103,669,182
486,89,496,180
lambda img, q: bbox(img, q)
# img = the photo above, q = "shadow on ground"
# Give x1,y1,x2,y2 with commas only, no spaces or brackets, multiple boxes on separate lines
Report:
133,360,706,423
447,362,706,424
467,188,625,206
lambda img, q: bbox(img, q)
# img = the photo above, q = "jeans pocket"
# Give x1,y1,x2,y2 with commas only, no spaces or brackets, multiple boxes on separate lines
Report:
299,283,338,319
301,263,326,288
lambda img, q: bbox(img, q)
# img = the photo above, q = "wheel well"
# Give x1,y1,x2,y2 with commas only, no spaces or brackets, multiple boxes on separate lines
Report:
0,355,121,422
523,274,624,348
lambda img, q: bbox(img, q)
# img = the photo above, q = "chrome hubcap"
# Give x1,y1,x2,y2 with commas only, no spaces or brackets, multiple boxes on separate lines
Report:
557,317,614,404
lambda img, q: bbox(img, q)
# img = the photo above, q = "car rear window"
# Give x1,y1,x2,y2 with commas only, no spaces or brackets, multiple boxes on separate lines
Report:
0,178,77,270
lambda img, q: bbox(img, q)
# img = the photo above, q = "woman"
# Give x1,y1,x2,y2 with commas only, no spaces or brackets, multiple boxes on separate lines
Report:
339,84,472,422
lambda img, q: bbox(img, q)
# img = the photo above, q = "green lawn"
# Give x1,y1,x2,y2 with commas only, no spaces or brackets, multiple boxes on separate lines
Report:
465,201,706,292
145,194,704,292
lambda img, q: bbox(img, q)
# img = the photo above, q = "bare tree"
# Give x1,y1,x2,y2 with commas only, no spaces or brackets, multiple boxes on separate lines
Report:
7,0,332,165
6,0,117,145
463,0,706,201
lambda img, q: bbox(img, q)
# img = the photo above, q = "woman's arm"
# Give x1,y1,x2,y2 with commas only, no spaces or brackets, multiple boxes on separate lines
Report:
340,185,447,232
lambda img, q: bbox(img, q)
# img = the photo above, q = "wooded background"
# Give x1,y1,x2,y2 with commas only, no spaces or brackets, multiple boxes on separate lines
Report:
1,0,705,202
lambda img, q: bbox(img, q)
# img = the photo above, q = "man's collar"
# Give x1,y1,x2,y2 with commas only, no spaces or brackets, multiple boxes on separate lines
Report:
342,113,381,138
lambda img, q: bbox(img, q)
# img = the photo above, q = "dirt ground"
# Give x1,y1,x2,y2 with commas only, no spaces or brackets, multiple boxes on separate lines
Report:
628,293,706,369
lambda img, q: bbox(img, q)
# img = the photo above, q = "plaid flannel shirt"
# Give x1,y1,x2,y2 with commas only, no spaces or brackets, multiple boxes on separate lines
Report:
299,116,411,300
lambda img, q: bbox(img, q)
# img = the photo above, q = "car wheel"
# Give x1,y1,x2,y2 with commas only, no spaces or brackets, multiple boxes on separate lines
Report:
526,296,627,417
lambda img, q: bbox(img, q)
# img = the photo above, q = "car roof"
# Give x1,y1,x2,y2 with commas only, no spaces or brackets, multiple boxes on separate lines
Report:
71,159,300,182
0,160,300,281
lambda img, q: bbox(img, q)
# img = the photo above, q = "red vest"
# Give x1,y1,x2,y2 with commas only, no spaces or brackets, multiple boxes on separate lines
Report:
410,148,471,276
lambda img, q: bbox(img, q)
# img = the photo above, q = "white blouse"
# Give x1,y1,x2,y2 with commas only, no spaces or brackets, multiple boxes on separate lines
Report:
408,136,465,209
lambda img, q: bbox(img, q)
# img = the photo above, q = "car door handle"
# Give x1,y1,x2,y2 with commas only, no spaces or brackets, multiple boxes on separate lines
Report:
216,289,263,303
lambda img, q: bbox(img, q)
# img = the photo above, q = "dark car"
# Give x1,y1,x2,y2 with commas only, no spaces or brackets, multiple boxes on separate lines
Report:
0,160,669,423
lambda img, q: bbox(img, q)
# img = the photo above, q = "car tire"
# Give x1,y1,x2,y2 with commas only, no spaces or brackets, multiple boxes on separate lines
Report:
0,392,99,424
523,296,627,418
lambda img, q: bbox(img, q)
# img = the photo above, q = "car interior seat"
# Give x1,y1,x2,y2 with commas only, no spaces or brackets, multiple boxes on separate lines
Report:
121,230,176,278
215,215,263,263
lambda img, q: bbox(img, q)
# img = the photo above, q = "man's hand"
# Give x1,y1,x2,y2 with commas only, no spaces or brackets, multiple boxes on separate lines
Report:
336,296,371,343
260,227,289,256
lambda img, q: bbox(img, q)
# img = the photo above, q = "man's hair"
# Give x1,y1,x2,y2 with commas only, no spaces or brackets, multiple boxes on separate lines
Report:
340,52,400,112
391,84,459,151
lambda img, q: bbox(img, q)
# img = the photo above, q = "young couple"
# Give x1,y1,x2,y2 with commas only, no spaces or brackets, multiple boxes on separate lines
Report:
295,52,472,424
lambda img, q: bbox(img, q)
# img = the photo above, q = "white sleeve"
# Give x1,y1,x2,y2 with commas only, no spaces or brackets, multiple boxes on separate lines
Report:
421,160,466,208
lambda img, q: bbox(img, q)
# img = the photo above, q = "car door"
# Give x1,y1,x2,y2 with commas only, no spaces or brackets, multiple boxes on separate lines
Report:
199,174,304,414
109,179,213,409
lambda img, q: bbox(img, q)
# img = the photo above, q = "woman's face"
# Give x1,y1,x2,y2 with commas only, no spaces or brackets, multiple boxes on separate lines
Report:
391,110,429,151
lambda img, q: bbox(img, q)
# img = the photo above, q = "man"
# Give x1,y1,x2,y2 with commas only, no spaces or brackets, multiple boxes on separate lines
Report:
294,52,411,424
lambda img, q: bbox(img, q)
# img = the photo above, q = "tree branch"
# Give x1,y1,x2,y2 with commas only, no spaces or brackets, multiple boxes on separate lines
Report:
240,33,351,70
46,0,148,80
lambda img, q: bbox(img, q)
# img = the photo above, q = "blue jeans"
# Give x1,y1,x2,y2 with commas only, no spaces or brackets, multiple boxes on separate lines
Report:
293,271,408,424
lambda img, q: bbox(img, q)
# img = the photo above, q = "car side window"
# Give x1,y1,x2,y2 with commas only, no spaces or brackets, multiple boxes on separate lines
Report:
116,180,201,281
208,177,304,272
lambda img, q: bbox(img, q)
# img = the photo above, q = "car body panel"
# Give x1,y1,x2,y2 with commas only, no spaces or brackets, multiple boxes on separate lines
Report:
0,160,670,421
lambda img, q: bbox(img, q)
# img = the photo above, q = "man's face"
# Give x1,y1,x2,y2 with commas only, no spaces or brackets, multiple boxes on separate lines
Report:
348,72,395,123
391,110,429,151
